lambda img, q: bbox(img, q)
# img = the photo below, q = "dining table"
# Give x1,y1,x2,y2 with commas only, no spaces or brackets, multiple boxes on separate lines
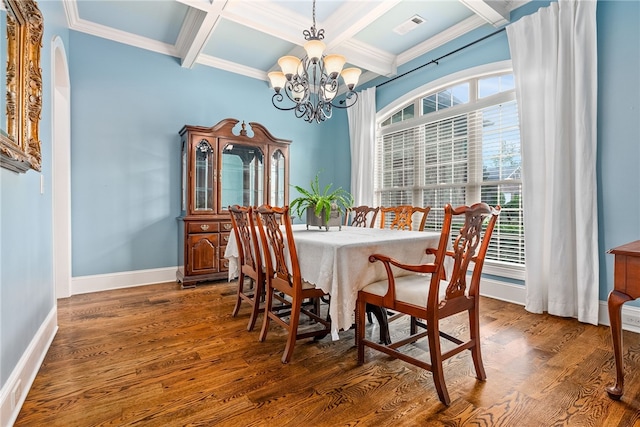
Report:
224,224,444,340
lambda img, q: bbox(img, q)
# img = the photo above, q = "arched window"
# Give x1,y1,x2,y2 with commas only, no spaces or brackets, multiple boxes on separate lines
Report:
376,62,524,276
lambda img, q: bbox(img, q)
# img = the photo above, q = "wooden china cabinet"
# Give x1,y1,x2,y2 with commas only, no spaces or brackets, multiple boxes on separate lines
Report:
177,118,291,287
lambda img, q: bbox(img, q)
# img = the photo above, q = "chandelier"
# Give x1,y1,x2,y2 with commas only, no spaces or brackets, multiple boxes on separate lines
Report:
267,0,361,123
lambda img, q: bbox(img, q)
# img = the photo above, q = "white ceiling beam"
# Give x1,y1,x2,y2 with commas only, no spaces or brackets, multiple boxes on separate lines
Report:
177,0,228,69
335,39,397,77
458,0,510,27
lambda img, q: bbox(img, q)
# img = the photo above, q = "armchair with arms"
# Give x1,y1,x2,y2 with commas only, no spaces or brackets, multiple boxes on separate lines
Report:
356,203,501,405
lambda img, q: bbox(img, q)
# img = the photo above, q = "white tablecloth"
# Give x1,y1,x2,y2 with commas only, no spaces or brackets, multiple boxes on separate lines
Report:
224,224,443,340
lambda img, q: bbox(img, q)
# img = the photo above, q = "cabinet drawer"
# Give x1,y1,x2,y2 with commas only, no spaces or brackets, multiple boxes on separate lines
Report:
219,221,233,233
188,222,219,234
219,250,230,271
220,232,231,246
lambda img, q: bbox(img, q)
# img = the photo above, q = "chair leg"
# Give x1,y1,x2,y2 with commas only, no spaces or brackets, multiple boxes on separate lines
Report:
366,304,391,345
428,323,450,405
356,298,367,364
259,285,274,342
469,307,486,380
282,295,302,364
410,316,418,335
246,278,262,332
232,273,245,317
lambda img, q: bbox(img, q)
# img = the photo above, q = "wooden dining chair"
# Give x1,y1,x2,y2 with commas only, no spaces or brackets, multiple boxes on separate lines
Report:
356,203,501,405
255,204,331,363
379,205,430,231
228,205,265,332
345,206,380,228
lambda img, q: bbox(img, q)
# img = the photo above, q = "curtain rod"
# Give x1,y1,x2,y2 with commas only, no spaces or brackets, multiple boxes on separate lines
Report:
376,27,507,89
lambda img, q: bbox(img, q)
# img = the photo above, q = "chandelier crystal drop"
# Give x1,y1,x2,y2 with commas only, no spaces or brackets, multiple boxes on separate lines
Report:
267,0,361,123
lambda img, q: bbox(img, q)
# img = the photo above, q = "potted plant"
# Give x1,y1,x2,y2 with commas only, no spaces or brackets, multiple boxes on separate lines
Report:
290,172,353,230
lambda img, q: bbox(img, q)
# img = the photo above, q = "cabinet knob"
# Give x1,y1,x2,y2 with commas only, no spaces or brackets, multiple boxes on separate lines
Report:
200,224,210,231
223,223,232,230
223,235,230,242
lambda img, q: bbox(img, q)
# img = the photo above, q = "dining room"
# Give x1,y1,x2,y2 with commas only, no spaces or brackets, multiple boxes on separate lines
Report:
2,0,639,426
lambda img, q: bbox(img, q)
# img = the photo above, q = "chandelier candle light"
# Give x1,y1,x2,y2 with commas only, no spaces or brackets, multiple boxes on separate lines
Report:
267,0,361,123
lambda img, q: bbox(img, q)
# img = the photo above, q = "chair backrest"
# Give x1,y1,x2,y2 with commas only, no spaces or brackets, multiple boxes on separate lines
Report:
379,205,430,231
228,205,263,280
346,206,380,228
255,204,302,293
443,203,501,301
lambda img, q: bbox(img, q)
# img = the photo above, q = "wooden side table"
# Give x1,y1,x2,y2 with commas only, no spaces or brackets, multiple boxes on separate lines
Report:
606,240,640,399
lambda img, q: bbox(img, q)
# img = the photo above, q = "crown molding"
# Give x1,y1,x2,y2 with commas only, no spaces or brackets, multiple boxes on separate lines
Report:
197,54,267,81
337,38,397,77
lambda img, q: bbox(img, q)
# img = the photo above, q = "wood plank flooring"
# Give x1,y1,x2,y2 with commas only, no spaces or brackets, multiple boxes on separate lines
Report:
15,281,640,426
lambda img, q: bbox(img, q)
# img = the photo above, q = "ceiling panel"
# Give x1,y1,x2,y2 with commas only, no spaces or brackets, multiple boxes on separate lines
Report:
354,1,476,55
203,18,296,71
75,0,188,45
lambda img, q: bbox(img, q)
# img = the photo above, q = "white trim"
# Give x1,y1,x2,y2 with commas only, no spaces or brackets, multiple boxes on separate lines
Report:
51,36,72,299
71,267,177,295
480,277,526,306
0,307,57,427
196,54,267,81
599,301,640,334
482,276,640,335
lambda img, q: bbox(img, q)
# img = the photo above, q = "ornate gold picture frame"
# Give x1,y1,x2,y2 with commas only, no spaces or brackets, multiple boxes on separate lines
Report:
0,0,43,173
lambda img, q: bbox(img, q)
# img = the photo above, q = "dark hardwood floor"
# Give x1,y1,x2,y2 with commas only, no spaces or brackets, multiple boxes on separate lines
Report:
15,281,640,426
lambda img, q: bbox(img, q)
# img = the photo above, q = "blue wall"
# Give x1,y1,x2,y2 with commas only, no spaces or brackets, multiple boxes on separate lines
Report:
596,0,640,301
0,1,69,385
68,32,350,276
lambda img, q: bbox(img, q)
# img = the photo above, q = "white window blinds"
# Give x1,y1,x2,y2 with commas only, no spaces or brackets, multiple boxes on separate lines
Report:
375,73,524,267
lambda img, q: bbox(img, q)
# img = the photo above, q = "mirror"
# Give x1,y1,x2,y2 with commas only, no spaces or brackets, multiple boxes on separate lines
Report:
220,142,264,208
0,0,43,173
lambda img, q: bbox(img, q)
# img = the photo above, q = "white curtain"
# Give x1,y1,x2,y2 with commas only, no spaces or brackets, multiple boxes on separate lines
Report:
347,87,376,206
507,0,599,324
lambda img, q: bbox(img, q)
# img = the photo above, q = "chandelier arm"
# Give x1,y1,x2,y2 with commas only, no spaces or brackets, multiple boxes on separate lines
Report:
329,91,359,110
271,93,300,112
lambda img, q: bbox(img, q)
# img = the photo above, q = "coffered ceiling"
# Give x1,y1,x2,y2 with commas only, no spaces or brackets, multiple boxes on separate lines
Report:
63,0,529,88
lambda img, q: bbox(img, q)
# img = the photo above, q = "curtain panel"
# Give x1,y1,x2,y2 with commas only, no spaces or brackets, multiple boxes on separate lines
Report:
507,0,599,324
347,87,376,206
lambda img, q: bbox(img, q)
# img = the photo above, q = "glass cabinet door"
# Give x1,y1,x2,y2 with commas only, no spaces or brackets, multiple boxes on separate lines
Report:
194,139,215,212
220,142,264,208
270,149,286,207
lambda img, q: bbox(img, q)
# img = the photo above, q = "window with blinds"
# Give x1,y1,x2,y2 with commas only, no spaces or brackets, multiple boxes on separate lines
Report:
375,71,525,271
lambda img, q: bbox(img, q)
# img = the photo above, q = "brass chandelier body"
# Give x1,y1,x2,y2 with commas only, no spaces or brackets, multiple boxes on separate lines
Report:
268,0,361,123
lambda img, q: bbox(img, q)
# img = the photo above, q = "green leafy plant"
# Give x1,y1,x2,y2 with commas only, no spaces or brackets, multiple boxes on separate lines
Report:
290,172,353,222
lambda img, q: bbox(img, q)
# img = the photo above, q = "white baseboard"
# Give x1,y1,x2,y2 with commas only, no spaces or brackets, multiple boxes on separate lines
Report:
480,277,526,306
598,300,640,333
481,277,640,334
0,306,57,427
71,266,177,295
